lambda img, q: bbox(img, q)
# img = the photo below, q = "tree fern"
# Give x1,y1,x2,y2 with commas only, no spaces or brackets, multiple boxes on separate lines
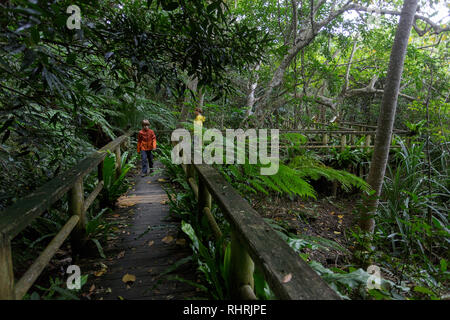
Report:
290,156,370,192
220,154,369,199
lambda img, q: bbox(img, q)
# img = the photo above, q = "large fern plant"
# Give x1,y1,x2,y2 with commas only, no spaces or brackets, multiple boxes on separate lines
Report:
218,154,369,199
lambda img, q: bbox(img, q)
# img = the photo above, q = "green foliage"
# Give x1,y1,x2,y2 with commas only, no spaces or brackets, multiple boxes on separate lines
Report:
352,137,449,299
23,275,88,300
181,221,230,299
309,261,410,300
218,154,369,200
326,145,371,169
102,150,137,204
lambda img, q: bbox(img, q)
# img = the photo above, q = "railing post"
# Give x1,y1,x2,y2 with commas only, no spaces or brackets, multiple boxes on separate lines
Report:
69,177,86,255
98,160,109,207
364,134,371,148
186,163,196,181
0,233,14,300
197,175,211,215
340,134,347,151
350,125,356,146
115,146,122,179
322,133,328,146
230,230,254,299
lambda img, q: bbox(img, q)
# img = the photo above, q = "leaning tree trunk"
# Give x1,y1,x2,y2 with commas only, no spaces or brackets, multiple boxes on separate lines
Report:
359,0,419,233
178,76,198,125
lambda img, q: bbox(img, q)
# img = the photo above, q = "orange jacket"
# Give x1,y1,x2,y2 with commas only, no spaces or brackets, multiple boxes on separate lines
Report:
137,128,156,152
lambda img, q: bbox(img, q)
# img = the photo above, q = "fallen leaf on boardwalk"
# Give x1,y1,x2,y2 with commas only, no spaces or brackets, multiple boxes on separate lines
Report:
282,273,292,283
122,274,136,284
160,200,168,205
89,284,95,293
147,181,152,184
118,296,124,300
113,214,120,218
117,251,125,259
147,268,153,273
334,231,341,235
117,195,168,206
158,178,166,182
337,215,344,219
330,211,335,215
148,240,154,247
162,235,174,244
94,263,108,277
176,239,186,246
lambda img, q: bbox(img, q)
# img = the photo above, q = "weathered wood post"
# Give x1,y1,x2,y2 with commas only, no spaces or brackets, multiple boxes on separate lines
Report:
322,133,329,146
97,160,106,207
340,134,347,151
362,133,371,177
0,233,14,299
364,134,371,148
350,125,356,145
186,163,196,181
230,231,255,299
69,177,86,255
115,146,122,179
197,175,211,216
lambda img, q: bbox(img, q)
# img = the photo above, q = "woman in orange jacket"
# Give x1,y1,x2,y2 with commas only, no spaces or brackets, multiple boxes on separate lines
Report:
137,119,157,176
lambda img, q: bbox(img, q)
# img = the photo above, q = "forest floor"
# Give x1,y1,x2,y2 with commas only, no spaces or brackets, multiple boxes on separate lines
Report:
251,192,359,269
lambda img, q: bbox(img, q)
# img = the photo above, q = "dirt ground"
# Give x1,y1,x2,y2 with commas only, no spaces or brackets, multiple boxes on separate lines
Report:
250,192,360,268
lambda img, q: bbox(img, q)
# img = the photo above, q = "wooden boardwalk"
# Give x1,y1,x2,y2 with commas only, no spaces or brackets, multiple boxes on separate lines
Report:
84,162,202,300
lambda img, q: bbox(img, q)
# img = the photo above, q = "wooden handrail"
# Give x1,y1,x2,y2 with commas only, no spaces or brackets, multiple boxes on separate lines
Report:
0,133,130,239
186,163,340,300
0,132,131,300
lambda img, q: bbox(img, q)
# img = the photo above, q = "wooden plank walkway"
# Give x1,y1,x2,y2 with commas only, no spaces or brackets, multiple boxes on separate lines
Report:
82,162,203,300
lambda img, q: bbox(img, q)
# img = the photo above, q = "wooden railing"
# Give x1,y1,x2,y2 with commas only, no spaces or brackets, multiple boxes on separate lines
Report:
178,159,340,300
0,133,131,300
171,122,410,299
301,122,408,150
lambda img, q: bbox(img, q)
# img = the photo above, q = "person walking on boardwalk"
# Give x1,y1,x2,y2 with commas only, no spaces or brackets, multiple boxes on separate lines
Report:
137,119,157,177
194,107,205,128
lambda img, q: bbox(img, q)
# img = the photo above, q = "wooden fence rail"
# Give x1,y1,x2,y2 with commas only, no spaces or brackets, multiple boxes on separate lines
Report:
177,147,340,300
0,133,131,300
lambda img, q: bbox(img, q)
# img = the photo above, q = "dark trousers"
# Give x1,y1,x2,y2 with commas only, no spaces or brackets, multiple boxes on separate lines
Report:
141,150,153,174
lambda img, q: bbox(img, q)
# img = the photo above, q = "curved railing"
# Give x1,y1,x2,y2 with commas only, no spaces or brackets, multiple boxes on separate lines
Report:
0,133,131,299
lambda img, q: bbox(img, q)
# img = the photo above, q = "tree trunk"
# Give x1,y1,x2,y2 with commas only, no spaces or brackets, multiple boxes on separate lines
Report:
359,0,419,233
178,77,198,125
245,62,261,117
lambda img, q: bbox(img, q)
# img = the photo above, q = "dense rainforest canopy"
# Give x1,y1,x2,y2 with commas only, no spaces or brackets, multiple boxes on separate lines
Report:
0,0,448,301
